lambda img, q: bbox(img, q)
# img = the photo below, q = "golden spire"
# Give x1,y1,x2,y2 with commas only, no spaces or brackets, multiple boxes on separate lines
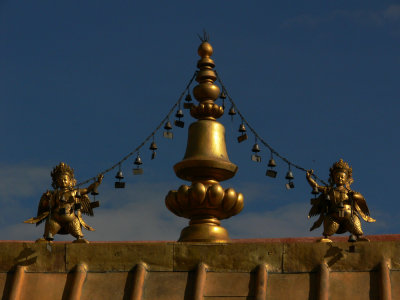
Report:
165,40,244,242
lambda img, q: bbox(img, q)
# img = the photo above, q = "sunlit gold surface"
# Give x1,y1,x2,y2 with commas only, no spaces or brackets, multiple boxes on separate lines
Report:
166,181,244,220
24,162,103,243
306,159,375,242
166,41,243,242
174,120,237,181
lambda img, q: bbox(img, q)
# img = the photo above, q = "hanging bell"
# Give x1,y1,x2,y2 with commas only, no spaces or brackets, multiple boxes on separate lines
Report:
237,123,248,143
185,93,192,102
184,93,193,109
134,155,143,166
116,171,124,180
174,109,184,128
268,158,277,168
252,143,260,153
266,156,277,178
150,141,158,151
115,170,125,188
228,107,236,116
163,121,173,139
91,186,99,196
164,121,172,130
133,154,144,175
46,232,54,241
220,91,227,99
228,106,236,121
348,234,357,243
175,109,184,118
285,170,294,180
251,143,261,162
285,167,294,190
150,141,158,160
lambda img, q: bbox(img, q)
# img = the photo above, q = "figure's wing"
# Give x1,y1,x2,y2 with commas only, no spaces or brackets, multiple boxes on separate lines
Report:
76,210,95,231
37,191,51,216
308,194,328,231
79,194,94,216
352,192,376,222
310,214,324,231
24,191,51,225
308,195,325,218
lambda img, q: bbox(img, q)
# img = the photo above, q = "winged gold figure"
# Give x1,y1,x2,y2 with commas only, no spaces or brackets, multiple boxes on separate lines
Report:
306,159,375,242
24,162,103,243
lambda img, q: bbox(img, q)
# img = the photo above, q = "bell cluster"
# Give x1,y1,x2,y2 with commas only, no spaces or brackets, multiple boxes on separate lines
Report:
112,92,191,189
189,87,298,191
113,108,187,190
77,77,197,191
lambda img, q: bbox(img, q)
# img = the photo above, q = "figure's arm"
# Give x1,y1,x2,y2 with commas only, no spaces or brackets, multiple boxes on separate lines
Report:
79,174,104,195
350,191,364,202
306,170,326,192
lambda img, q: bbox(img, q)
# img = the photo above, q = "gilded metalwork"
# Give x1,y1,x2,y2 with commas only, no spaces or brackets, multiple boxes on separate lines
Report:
24,162,103,243
166,41,243,242
306,159,375,242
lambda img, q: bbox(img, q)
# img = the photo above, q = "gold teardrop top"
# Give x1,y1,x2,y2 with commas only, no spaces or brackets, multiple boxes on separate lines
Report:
198,42,213,57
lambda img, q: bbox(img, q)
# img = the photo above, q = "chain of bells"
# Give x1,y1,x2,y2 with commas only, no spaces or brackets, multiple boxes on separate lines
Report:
110,90,310,195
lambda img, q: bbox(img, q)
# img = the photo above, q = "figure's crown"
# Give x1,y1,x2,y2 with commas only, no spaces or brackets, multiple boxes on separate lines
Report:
51,162,75,183
330,159,352,174
328,159,354,186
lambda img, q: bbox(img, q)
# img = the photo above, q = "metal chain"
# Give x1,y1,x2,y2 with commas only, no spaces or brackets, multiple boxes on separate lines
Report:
215,71,329,186
75,71,198,187
76,69,328,188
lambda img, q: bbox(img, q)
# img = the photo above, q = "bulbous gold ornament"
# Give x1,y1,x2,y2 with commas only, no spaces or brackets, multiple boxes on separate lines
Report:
208,184,225,207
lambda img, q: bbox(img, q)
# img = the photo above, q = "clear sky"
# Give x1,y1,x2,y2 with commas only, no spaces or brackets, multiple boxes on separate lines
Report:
1,1,399,241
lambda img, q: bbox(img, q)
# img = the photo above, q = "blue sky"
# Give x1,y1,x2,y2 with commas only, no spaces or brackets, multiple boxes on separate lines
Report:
1,1,399,241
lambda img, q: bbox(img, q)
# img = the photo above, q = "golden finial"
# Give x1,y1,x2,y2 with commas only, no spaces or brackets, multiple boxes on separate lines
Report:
191,35,223,120
165,37,244,242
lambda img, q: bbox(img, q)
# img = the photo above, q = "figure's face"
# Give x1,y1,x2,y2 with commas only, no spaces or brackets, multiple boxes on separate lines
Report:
334,171,347,186
57,174,72,188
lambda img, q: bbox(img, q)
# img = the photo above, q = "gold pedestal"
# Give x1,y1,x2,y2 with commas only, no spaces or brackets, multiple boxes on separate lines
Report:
179,219,229,243
165,180,243,242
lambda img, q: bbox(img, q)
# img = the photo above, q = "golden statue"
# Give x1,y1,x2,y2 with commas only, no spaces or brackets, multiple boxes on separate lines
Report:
306,159,375,242
24,162,103,243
